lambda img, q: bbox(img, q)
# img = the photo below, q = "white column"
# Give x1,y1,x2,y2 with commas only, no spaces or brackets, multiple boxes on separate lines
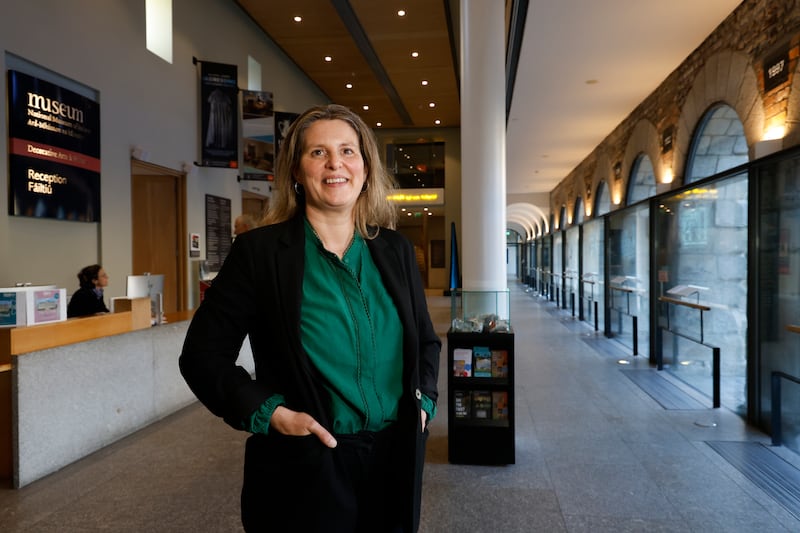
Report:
460,0,508,314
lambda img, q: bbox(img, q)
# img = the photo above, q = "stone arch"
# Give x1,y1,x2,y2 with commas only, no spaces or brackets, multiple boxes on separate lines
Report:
783,47,800,148
507,202,549,238
595,180,611,217
685,103,748,183
588,151,612,216
573,196,585,225
627,154,657,205
622,119,661,202
674,49,763,186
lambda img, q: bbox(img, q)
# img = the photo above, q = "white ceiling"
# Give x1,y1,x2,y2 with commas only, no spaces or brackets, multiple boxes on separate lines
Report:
506,0,743,198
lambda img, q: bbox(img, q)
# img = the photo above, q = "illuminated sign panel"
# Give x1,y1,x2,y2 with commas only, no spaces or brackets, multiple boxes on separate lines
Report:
387,188,445,205
7,70,100,221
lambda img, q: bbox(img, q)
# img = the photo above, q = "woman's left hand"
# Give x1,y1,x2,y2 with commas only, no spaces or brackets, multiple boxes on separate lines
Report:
420,409,428,432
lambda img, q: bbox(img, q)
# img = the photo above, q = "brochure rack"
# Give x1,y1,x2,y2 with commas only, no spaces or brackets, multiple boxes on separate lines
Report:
447,330,515,464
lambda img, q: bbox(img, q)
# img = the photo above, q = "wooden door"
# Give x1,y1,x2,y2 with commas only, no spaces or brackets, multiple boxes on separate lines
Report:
131,161,186,313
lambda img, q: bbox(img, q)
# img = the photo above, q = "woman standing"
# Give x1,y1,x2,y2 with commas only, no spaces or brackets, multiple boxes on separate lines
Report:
180,104,440,532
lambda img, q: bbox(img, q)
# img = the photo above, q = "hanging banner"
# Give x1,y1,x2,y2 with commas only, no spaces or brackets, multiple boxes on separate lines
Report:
7,70,101,221
199,61,238,168
274,111,300,163
241,89,274,181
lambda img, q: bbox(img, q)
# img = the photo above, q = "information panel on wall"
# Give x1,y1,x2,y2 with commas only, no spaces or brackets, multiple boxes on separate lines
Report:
7,70,101,221
204,194,231,272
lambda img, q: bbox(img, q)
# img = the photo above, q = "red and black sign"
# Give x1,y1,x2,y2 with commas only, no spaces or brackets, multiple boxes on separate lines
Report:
7,70,101,221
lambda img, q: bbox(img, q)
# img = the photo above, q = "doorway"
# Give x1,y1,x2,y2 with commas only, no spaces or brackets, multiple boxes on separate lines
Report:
130,159,187,314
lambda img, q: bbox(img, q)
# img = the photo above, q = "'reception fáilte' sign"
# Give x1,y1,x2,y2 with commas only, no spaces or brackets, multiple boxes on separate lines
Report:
7,70,101,222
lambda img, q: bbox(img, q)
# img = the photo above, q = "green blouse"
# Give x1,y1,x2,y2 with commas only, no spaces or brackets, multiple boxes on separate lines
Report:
246,219,435,435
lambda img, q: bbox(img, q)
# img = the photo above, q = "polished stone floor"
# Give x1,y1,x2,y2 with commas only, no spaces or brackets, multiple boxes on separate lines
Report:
1,282,799,532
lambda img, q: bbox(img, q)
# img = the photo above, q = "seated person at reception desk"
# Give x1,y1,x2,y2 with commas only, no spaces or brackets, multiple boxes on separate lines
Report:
67,264,109,318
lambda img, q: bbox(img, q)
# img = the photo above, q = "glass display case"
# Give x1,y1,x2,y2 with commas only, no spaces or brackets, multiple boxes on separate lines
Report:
449,289,511,334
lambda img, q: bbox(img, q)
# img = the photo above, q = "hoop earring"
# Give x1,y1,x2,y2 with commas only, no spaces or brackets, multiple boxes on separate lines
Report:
293,182,304,195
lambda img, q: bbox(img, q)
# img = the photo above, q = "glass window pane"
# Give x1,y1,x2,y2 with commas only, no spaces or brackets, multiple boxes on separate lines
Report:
757,155,800,454
609,205,650,356
654,172,748,412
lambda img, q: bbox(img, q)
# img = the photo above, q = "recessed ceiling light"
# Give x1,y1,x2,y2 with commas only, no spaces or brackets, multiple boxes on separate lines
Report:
293,16,302,23
428,102,435,108
411,51,419,58
434,119,441,125
362,105,369,111
421,80,429,86
345,83,353,89
397,10,406,17
324,56,332,62
376,122,382,127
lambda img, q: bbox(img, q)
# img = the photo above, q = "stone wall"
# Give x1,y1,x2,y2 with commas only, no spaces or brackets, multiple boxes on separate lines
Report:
552,0,800,219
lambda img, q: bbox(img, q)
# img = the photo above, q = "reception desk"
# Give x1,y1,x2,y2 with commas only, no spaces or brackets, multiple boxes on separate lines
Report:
0,300,253,488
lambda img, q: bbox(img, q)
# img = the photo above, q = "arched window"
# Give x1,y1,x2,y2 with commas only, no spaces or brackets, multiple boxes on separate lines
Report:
627,154,656,204
573,197,585,224
685,104,747,184
595,181,611,216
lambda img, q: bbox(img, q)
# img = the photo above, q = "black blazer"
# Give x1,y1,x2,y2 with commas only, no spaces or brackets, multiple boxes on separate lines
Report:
179,213,440,529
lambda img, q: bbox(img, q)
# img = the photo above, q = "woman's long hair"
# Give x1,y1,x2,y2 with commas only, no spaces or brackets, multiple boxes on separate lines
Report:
262,104,397,238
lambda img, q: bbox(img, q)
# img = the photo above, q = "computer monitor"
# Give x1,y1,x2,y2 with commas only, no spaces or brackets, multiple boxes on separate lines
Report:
126,275,150,298
126,274,165,323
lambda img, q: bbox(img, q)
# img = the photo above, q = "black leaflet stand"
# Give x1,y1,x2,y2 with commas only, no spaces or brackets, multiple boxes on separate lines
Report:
447,330,515,465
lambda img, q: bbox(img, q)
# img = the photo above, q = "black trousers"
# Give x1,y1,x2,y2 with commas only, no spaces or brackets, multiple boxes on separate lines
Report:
241,424,407,532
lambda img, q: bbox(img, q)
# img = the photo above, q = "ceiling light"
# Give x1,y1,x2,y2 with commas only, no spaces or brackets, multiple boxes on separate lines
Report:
362,105,369,111
324,56,332,62
411,51,419,58
376,122,382,127
421,80,429,86
345,83,353,89
434,119,441,125
293,16,302,23
428,102,435,108
397,10,406,17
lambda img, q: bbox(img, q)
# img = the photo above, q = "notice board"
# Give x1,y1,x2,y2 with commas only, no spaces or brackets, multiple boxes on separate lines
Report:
205,194,231,272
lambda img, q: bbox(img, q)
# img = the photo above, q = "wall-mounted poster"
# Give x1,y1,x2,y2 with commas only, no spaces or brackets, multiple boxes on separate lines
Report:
7,70,101,221
274,111,300,162
242,90,274,181
205,194,231,272
199,61,238,168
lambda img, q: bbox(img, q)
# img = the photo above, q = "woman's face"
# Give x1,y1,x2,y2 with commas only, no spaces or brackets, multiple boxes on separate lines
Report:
295,119,366,217
95,268,109,288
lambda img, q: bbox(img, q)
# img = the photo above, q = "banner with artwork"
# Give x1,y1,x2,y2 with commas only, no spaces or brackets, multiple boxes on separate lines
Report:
274,111,300,163
242,90,274,181
7,70,101,221
199,61,238,168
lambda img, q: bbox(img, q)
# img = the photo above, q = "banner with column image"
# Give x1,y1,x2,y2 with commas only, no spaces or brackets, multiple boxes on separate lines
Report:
199,60,238,168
